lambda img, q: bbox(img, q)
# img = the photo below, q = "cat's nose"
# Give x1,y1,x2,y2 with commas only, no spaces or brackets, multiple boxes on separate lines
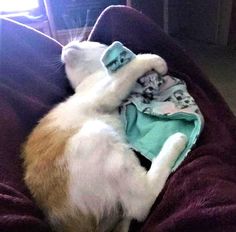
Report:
61,46,80,64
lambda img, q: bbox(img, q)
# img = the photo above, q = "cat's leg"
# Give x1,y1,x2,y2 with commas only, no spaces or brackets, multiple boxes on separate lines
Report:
122,133,187,221
96,54,167,111
147,132,187,195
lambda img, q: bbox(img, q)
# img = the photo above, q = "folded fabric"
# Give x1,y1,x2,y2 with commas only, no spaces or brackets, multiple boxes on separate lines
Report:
101,41,136,72
121,72,204,170
102,41,204,171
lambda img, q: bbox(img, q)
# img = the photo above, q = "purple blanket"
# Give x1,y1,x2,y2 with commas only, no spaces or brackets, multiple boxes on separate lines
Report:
0,6,236,232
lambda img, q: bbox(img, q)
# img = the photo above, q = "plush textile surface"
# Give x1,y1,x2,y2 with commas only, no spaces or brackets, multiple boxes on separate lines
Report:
0,6,236,232
0,18,72,232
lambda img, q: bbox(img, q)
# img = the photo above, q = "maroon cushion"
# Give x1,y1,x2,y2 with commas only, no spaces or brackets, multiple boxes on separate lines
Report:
0,6,236,232
0,18,73,232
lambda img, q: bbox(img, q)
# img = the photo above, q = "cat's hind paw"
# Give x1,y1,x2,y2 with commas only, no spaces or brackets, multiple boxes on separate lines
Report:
165,132,188,155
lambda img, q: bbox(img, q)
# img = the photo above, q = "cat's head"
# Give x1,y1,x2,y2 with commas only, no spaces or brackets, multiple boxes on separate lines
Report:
61,41,108,89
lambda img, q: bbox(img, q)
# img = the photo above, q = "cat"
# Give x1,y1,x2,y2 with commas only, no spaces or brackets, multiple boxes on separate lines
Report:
22,41,187,232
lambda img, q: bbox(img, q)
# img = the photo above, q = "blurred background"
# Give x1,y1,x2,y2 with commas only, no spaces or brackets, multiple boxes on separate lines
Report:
1,0,235,114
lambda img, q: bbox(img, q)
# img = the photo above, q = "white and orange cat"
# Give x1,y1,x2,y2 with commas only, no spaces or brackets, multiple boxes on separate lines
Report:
22,41,187,232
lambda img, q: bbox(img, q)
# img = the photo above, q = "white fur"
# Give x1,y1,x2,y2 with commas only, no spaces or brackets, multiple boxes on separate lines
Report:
61,41,187,231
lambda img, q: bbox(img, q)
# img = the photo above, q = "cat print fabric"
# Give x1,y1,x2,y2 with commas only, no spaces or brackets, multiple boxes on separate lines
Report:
120,71,204,171
101,41,204,171
125,72,200,113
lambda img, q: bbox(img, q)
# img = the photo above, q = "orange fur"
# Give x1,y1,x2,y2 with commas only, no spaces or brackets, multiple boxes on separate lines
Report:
22,112,70,210
22,108,97,231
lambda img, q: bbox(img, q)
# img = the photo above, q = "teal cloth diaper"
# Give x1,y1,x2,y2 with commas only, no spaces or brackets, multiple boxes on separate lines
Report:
101,41,204,171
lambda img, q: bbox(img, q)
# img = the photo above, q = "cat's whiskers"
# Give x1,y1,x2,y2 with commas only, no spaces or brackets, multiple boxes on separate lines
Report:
41,56,64,75
67,8,90,43
67,25,89,43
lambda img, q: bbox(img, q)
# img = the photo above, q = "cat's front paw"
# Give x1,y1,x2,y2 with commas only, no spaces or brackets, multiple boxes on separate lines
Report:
143,54,168,75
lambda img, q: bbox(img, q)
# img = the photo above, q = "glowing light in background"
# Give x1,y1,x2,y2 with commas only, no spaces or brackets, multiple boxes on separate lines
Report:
0,0,39,12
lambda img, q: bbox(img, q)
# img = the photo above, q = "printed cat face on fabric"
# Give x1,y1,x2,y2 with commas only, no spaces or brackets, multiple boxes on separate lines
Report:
101,41,136,73
137,71,164,103
135,73,196,109
170,90,196,109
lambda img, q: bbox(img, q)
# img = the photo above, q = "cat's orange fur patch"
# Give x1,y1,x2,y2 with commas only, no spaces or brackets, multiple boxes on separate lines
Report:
22,111,72,210
22,110,97,231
